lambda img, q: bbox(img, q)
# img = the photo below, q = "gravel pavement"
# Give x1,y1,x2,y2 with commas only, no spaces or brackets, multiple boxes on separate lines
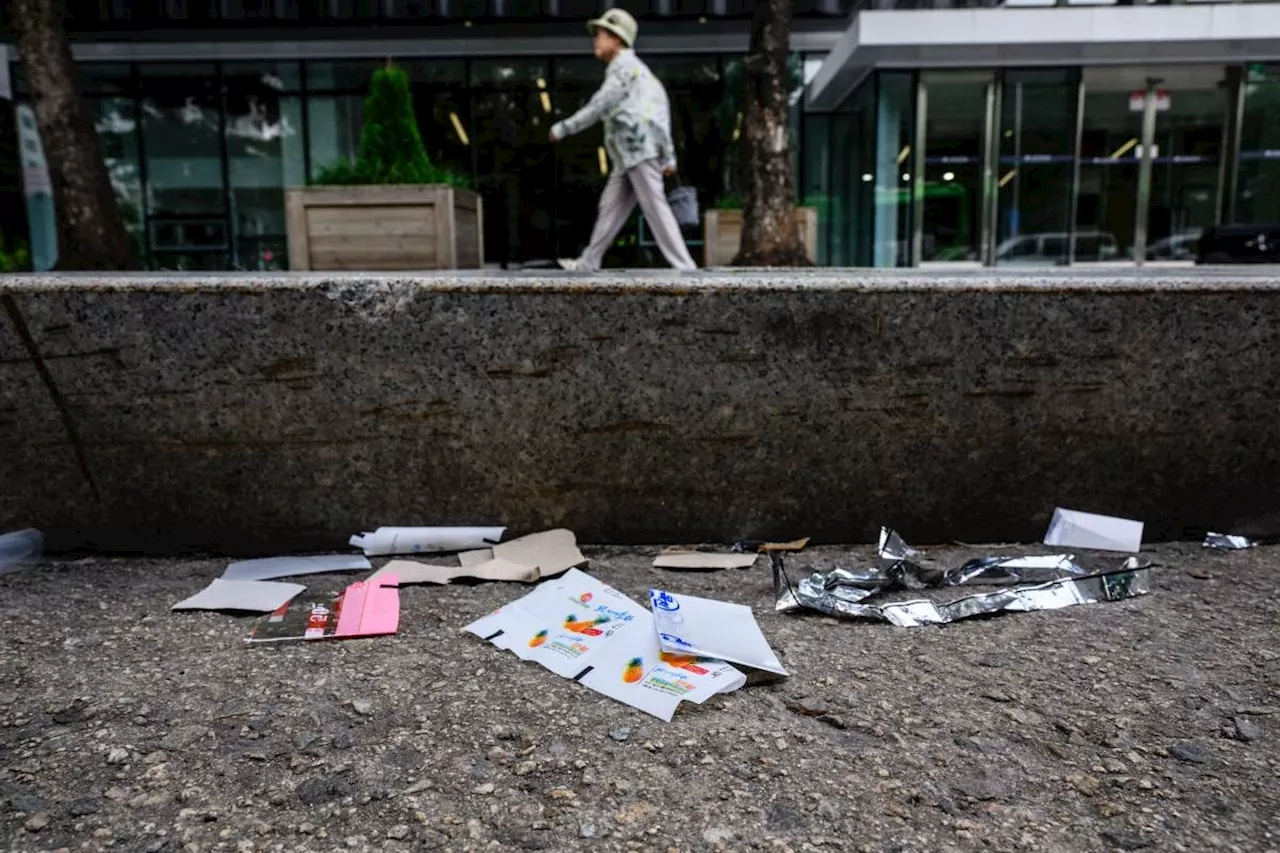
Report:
1,542,1277,853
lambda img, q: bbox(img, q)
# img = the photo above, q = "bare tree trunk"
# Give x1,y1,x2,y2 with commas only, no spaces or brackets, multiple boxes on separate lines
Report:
731,0,810,267
8,0,137,270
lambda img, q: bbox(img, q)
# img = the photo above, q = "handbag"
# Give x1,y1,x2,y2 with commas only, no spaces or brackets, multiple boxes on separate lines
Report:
667,183,699,228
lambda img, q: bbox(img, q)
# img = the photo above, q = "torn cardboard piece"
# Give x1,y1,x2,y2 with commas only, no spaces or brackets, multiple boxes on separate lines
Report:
172,579,306,612
650,589,787,676
652,552,758,571
247,575,400,643
465,569,745,721
490,529,587,579
458,548,495,567
733,537,811,553
370,557,538,585
349,526,506,557
1044,508,1143,553
221,554,371,582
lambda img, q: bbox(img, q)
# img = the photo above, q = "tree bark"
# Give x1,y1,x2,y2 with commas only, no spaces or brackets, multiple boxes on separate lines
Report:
7,0,137,270
731,0,810,267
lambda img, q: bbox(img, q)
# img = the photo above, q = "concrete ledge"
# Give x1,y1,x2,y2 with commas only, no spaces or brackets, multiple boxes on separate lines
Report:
3,269,1280,553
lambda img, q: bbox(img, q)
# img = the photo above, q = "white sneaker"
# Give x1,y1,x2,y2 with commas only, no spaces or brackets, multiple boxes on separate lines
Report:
557,258,582,271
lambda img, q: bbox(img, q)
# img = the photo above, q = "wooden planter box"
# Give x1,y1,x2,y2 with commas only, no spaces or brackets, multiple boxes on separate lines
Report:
702,207,819,267
286,185,484,271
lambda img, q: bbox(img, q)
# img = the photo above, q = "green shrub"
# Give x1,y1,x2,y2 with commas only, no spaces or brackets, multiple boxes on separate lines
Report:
313,64,469,188
0,235,31,273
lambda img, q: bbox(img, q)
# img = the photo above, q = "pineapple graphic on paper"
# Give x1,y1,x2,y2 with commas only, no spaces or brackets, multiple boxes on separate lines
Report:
622,657,644,683
529,630,548,648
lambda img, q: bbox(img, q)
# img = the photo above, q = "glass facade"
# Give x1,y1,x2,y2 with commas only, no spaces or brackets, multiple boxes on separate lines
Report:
8,53,822,270
810,62,1280,267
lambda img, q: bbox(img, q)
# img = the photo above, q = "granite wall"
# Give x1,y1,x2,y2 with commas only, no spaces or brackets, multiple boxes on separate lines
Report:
3,270,1279,554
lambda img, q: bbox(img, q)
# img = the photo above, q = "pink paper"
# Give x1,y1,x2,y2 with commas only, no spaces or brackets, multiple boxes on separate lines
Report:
335,576,400,638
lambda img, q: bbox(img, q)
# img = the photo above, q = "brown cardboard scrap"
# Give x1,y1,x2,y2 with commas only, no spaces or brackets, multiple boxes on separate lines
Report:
652,553,759,570
491,529,587,579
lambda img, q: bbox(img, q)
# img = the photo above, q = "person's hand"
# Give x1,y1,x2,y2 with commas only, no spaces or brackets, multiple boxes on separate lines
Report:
548,129,560,143
663,165,677,177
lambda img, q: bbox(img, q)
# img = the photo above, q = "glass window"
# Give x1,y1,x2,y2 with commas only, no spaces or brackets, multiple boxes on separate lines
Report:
1148,66,1227,259
91,97,146,259
802,114,831,265
1235,64,1280,225
306,94,362,180
1076,65,1227,263
138,64,228,270
873,71,914,267
997,69,1076,267
225,69,304,270
920,71,990,263
470,60,556,265
1076,67,1144,262
223,61,302,93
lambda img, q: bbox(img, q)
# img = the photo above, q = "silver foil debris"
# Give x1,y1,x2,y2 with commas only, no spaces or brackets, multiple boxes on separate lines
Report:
771,532,1153,627
1203,532,1256,550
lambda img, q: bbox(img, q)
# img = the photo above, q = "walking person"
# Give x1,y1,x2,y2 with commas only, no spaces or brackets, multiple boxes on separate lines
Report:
549,8,698,272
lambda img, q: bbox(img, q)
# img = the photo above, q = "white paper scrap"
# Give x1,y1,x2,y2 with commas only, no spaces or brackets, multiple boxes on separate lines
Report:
349,526,506,556
465,569,745,721
650,589,788,676
173,579,306,612
221,554,372,582
652,553,758,571
1043,508,1144,553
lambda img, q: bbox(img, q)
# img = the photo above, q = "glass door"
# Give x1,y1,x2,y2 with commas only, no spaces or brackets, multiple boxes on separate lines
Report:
916,71,995,265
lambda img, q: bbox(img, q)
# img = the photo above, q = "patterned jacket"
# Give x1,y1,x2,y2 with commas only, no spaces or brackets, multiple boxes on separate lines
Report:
551,50,676,174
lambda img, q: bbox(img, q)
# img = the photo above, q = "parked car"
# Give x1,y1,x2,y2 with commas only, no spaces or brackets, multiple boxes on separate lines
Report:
1196,224,1280,264
1146,229,1202,261
995,231,1119,265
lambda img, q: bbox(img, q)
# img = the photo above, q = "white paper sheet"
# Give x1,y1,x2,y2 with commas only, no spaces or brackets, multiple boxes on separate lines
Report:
349,527,506,556
1043,508,1143,553
653,553,758,571
221,554,372,582
650,589,788,676
465,569,745,721
173,579,306,612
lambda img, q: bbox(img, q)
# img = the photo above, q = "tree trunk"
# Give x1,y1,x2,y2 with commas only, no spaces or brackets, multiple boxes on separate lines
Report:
731,0,810,267
7,0,137,270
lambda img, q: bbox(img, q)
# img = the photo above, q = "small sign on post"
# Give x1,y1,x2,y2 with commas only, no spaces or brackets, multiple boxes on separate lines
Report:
1129,90,1171,112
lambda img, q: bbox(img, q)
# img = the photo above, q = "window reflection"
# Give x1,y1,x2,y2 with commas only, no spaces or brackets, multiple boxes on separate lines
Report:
1237,64,1280,225
997,69,1075,266
225,63,304,270
139,64,228,270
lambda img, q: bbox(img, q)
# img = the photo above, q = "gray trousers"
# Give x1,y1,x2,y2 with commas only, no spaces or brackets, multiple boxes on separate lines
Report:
575,159,697,272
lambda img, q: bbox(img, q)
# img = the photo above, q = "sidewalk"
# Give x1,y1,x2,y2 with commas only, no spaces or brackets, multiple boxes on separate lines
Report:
1,542,1276,853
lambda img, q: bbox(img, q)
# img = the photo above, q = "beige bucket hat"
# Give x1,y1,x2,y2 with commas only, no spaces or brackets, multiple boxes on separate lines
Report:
587,7,638,47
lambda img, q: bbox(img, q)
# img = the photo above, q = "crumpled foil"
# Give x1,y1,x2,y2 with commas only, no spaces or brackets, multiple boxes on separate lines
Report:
772,529,1152,627
943,554,1087,586
1203,532,1256,550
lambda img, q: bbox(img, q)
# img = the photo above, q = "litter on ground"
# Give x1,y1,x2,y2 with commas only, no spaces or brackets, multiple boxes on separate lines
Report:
349,526,506,556
171,579,306,612
1043,508,1144,553
246,575,400,643
465,569,746,721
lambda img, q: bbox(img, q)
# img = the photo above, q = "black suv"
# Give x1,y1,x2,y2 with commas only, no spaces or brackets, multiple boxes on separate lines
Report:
1196,223,1280,264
